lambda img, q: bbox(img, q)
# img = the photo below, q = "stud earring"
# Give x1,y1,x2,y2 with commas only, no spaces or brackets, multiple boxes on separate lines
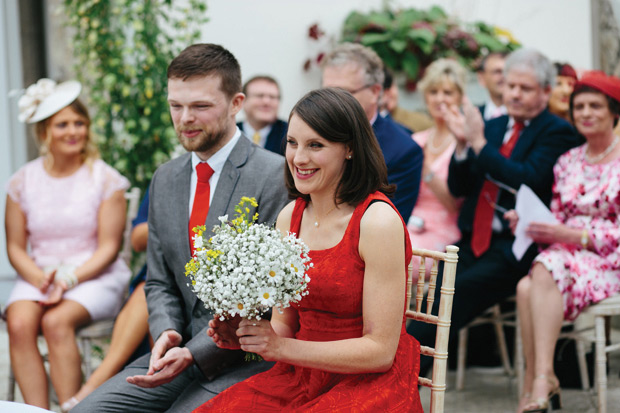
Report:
346,155,352,160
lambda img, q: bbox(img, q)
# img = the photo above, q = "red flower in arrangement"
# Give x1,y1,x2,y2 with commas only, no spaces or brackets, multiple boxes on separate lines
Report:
308,23,324,40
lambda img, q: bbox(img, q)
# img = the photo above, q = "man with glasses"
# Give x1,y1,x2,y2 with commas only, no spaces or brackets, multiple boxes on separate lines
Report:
321,43,423,220
237,75,287,154
477,52,508,121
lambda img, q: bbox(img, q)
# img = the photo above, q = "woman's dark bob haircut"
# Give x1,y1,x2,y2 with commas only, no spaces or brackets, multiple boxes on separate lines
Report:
570,85,620,128
285,87,394,205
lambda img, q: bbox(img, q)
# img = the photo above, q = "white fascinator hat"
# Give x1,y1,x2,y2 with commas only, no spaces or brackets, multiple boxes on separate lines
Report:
17,78,82,123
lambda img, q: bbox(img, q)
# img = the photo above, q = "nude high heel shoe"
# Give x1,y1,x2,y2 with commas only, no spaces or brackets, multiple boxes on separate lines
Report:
522,374,561,413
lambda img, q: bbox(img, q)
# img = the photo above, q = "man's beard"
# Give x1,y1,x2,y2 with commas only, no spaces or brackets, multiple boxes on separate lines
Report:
176,124,228,153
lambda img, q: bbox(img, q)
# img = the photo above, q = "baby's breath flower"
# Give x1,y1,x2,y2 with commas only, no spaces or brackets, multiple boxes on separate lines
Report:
185,197,312,320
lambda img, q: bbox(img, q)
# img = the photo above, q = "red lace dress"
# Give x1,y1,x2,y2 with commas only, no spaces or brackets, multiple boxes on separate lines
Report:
195,192,423,412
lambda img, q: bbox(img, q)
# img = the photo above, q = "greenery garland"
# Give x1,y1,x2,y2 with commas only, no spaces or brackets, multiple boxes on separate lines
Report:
62,0,208,192
341,5,520,90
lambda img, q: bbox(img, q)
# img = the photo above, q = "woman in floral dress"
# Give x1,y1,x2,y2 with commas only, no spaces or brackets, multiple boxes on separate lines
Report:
506,71,620,413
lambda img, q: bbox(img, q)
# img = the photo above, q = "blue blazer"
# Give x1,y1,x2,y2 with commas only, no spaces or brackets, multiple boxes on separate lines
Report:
237,119,288,155
448,109,580,268
373,113,423,220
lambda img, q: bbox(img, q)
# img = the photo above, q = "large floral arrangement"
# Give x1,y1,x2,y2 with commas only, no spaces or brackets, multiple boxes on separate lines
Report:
185,197,312,321
62,0,208,193
340,5,520,90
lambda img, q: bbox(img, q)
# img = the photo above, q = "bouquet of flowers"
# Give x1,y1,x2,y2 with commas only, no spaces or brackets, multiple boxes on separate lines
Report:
185,197,312,321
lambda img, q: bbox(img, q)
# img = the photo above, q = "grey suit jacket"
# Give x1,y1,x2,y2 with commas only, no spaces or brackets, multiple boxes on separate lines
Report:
145,136,289,379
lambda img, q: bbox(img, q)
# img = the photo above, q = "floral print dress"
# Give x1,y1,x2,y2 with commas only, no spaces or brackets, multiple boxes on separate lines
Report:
534,144,620,320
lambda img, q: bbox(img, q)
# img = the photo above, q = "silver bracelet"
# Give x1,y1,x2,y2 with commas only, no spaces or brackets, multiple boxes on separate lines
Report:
57,265,78,289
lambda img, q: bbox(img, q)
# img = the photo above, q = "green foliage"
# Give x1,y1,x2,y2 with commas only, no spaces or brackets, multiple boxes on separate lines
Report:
62,0,208,192
341,5,520,90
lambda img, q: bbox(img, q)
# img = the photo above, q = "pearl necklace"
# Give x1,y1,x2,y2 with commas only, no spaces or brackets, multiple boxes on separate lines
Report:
585,135,620,164
313,204,338,228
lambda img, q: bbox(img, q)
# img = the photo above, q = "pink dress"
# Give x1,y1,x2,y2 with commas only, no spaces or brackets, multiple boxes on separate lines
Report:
5,157,132,320
407,129,461,251
534,145,620,321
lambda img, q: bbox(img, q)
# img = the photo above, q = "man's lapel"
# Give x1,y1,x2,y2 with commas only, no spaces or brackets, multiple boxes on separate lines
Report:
174,155,193,260
204,137,250,233
510,110,547,160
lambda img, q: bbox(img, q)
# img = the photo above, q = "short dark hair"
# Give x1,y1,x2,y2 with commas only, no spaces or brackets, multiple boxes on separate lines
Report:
285,88,394,205
570,85,620,127
477,51,508,72
167,43,242,99
242,75,280,95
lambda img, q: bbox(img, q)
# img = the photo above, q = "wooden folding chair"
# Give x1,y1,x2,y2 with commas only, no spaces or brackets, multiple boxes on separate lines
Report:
406,245,459,413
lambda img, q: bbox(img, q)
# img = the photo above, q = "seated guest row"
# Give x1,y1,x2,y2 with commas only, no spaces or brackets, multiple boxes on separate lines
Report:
5,40,619,413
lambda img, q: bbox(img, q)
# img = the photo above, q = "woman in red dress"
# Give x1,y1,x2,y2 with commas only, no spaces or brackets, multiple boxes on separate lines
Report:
195,88,423,412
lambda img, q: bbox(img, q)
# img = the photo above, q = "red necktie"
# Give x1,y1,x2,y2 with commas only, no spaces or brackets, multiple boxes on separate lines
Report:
471,121,524,257
189,162,214,256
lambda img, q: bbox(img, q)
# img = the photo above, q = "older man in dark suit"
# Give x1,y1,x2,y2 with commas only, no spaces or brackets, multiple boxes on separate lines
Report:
321,43,423,220
407,49,581,375
75,44,289,412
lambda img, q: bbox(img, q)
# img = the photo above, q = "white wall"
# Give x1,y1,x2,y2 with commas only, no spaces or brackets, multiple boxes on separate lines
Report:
201,0,592,115
0,0,27,280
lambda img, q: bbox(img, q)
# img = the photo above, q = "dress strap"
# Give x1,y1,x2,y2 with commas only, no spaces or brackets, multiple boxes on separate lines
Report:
289,197,308,235
350,192,412,264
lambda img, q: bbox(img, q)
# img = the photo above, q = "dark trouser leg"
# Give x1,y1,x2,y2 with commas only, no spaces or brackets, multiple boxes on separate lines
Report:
407,238,525,376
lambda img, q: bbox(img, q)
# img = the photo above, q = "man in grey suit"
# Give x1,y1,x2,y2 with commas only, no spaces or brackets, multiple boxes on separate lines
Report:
74,44,289,412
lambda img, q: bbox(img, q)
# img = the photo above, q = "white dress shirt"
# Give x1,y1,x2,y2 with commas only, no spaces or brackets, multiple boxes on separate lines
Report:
189,128,241,214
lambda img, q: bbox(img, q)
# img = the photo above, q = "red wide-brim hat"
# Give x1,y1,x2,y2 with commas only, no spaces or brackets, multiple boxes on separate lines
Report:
574,71,620,103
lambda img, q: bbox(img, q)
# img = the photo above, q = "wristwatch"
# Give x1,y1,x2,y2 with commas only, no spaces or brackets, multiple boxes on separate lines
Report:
423,171,435,183
580,229,589,249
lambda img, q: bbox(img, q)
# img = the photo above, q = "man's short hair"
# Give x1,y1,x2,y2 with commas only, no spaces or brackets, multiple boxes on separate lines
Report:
476,51,508,72
167,43,242,99
242,75,280,95
321,43,385,87
504,49,555,89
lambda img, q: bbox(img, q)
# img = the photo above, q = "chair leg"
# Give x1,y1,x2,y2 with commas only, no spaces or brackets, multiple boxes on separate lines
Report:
81,336,92,379
515,311,524,397
491,304,514,376
594,315,607,413
575,339,590,390
8,363,15,401
456,327,468,391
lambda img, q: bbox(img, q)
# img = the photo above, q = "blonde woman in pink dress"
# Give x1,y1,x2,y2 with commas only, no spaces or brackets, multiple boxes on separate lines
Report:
408,59,465,269
4,79,131,410
506,72,620,413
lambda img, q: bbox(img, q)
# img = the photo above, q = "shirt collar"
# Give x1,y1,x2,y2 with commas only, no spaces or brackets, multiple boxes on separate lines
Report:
191,127,241,174
242,121,273,139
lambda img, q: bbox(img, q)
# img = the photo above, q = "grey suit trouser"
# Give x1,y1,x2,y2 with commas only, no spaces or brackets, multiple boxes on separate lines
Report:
73,353,273,412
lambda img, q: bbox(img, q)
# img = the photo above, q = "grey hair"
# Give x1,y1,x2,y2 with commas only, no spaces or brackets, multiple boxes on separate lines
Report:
504,48,555,89
418,58,467,96
321,42,385,87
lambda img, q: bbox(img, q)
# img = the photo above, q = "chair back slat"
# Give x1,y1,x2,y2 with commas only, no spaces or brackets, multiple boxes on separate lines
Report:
406,245,459,413
426,260,439,314
120,187,142,266
415,257,426,313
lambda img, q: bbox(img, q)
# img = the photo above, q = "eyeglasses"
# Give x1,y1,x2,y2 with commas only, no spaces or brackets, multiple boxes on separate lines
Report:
247,93,280,101
346,83,375,95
